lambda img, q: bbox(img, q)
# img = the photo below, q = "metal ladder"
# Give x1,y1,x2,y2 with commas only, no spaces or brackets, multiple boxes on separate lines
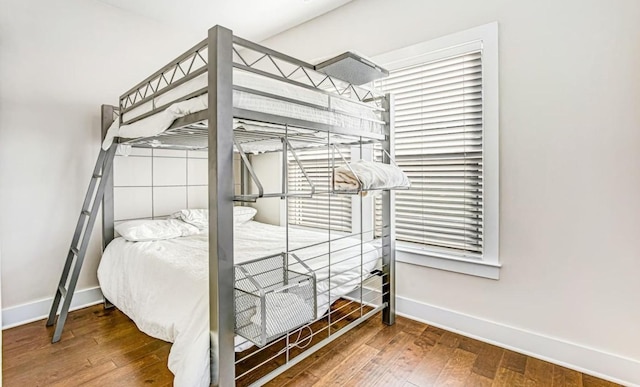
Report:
46,144,117,343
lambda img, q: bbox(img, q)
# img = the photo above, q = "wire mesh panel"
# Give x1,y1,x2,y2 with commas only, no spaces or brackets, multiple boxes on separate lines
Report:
234,253,317,347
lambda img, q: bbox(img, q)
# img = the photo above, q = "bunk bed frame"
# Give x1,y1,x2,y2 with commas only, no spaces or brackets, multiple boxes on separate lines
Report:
98,25,395,386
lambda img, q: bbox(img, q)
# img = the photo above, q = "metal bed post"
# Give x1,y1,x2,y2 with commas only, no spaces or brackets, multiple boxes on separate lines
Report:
101,105,116,309
100,105,116,250
382,93,396,326
208,25,235,386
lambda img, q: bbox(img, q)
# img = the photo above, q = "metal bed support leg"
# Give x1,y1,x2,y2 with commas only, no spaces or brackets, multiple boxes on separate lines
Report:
101,105,116,310
208,25,235,387
382,94,396,326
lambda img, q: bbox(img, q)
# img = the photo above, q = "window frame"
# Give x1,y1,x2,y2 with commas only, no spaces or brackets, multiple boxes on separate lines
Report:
373,22,500,279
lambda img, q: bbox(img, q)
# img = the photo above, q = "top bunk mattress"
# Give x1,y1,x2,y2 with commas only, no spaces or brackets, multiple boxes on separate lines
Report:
103,70,385,153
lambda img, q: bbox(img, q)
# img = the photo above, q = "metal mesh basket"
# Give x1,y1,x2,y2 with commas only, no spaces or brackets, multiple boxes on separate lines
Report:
234,253,317,347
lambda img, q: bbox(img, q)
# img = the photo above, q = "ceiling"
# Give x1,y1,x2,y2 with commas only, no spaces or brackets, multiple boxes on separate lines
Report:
98,0,352,41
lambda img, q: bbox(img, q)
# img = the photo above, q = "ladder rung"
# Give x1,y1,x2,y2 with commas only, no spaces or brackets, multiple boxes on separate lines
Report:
58,285,67,298
82,210,90,216
71,247,79,256
93,174,102,178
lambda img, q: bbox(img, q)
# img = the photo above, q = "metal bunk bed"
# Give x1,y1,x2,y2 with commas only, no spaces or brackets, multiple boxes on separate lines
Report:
48,25,397,386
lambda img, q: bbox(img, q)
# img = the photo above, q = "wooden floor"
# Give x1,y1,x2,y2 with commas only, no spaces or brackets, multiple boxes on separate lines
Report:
2,304,619,387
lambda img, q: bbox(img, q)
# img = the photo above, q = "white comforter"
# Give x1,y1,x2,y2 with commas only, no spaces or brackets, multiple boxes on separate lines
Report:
98,221,379,386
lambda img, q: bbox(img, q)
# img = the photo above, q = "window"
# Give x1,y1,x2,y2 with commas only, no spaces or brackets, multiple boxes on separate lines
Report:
374,23,500,279
287,146,352,232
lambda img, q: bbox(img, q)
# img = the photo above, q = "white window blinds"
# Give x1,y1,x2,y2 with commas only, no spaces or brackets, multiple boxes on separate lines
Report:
376,51,484,256
287,147,352,232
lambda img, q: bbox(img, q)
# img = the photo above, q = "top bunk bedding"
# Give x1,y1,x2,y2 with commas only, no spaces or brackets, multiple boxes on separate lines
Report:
104,36,389,153
103,69,386,153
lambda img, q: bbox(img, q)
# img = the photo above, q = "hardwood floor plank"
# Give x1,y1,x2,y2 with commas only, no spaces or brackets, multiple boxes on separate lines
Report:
552,364,582,387
111,340,171,367
365,318,405,350
263,358,310,386
2,322,59,346
382,333,436,383
433,348,477,386
313,344,379,386
458,336,504,380
396,315,428,336
492,367,526,387
80,354,165,386
333,315,385,353
2,324,75,355
472,343,504,380
91,324,143,346
282,370,319,387
458,336,486,354
419,325,446,347
438,331,463,348
524,357,554,386
343,331,412,386
3,347,94,386
465,371,494,387
500,349,528,374
67,310,131,338
88,335,168,367
129,357,175,385
305,347,347,379
582,374,621,387
406,343,456,386
369,368,407,387
3,333,99,370
49,361,118,387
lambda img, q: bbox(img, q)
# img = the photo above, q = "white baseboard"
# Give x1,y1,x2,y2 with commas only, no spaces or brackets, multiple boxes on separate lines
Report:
345,288,638,386
2,286,104,330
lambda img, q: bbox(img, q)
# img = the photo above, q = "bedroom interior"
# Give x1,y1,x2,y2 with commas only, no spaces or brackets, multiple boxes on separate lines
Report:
1,0,639,386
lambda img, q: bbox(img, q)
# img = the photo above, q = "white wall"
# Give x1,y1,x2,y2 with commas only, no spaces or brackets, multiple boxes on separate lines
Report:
0,0,200,311
263,0,640,375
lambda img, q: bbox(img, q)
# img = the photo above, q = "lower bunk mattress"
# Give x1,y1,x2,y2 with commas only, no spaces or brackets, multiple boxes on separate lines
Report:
97,220,380,387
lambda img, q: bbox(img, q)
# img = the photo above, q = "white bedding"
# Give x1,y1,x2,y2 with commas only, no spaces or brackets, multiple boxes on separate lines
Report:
98,220,380,387
103,70,383,152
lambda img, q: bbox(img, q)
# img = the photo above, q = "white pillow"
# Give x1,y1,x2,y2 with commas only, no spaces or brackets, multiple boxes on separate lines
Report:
170,209,208,230
116,219,200,242
234,206,257,224
168,207,256,228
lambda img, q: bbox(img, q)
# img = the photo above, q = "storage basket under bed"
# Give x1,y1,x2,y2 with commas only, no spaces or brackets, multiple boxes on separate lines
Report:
234,253,317,347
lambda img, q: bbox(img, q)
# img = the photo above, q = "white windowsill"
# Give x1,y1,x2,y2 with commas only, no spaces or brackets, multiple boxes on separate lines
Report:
396,244,501,280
